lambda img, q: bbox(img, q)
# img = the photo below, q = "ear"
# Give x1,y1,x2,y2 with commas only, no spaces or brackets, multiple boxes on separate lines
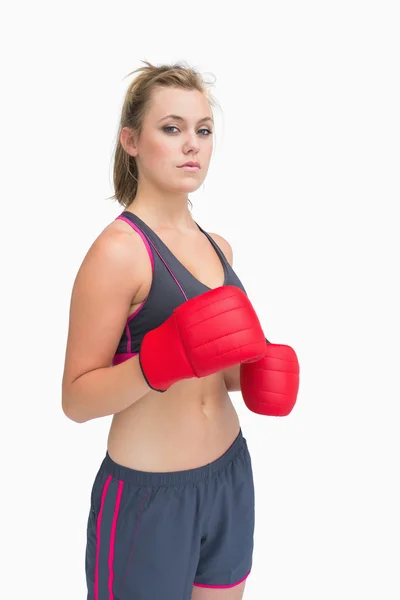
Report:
120,126,139,157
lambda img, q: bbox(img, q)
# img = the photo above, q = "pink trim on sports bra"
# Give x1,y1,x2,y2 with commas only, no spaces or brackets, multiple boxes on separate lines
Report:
115,214,188,302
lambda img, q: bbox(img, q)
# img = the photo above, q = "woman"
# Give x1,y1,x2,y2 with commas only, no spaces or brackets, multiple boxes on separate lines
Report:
62,61,297,600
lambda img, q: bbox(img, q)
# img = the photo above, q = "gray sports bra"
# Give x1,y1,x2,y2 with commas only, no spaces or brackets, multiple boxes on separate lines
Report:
112,211,247,366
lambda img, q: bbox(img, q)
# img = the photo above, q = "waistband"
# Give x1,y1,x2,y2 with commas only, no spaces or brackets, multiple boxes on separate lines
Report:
102,428,247,487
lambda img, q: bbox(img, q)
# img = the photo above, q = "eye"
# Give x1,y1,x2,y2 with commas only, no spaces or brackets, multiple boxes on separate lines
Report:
163,126,213,136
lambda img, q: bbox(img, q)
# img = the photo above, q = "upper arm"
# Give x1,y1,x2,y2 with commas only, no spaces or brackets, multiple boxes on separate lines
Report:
208,232,241,391
62,225,145,396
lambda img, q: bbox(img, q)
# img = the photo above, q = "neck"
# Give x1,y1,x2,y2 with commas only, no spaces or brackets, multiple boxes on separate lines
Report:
126,184,195,231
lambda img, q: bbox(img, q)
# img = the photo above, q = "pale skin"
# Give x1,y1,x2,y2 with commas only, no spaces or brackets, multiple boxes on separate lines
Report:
63,86,247,599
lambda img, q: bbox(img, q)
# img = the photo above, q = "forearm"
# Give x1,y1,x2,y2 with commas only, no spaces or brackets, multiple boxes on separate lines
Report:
223,336,271,392
223,364,241,392
62,354,151,423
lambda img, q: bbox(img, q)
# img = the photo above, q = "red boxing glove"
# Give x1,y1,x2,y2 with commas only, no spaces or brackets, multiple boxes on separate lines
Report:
139,285,267,392
240,341,300,416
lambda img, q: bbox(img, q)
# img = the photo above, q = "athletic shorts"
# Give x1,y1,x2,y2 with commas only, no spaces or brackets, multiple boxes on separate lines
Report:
85,428,255,599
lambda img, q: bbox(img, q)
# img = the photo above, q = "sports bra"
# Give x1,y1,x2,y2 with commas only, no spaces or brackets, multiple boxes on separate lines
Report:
111,210,247,366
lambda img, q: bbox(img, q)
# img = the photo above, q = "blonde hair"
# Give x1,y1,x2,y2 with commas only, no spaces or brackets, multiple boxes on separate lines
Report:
107,60,219,210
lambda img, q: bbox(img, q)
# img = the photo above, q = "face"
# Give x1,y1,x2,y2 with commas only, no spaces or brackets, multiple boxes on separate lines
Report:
122,86,214,194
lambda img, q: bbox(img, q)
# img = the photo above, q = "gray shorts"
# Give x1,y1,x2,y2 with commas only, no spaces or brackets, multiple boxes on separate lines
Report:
85,428,255,599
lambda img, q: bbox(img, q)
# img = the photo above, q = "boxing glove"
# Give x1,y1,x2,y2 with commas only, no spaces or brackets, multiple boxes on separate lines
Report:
139,285,267,392
240,339,300,416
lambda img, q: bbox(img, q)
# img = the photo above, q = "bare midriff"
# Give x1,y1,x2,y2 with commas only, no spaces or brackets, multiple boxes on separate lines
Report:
107,374,240,472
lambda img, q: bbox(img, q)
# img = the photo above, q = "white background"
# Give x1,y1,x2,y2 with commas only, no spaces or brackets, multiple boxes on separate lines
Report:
2,1,399,598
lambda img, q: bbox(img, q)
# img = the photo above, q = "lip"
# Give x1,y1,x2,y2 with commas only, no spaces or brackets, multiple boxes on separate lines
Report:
178,161,200,168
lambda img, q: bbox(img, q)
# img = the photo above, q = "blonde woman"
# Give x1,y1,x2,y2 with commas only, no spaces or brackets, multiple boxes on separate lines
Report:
62,61,299,600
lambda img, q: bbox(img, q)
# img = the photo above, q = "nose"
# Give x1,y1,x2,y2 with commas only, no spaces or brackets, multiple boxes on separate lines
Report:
182,132,200,155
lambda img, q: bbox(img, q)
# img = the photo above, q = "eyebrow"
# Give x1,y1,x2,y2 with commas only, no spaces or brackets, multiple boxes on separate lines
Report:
158,114,214,125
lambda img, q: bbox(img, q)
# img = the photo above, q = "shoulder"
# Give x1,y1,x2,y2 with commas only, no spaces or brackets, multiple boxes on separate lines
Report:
207,232,233,266
74,218,150,299
91,218,149,266
101,217,151,262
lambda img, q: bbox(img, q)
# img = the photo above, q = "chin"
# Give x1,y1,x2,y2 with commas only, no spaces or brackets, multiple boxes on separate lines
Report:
174,180,203,193
185,182,203,194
